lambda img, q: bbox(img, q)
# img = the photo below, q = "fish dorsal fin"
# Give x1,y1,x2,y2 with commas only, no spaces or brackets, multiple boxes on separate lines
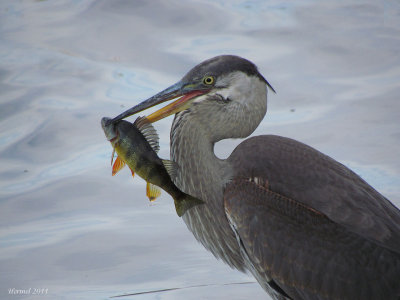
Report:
134,116,160,153
162,159,178,180
146,182,161,202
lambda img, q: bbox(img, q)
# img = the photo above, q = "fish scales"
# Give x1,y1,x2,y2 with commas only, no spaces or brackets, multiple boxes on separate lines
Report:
101,116,203,216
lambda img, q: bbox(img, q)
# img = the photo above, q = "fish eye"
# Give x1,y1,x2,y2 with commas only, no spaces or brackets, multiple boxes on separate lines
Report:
203,76,214,85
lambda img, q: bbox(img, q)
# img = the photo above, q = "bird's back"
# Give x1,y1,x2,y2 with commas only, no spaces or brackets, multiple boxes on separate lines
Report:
228,135,400,253
225,135,400,299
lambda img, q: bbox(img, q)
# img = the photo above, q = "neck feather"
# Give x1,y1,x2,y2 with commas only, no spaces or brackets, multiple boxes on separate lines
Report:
171,112,230,198
170,112,245,271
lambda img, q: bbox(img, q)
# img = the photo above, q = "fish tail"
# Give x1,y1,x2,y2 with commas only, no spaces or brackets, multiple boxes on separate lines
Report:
174,194,204,217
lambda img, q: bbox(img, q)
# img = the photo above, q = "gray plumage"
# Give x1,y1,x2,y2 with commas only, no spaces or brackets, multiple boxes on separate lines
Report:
113,55,400,299
170,56,400,299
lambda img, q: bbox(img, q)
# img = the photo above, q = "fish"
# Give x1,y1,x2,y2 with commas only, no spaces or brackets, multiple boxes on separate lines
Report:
101,116,203,217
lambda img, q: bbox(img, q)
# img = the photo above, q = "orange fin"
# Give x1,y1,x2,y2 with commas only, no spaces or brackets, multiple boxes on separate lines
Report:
112,156,126,176
129,168,135,179
146,182,161,202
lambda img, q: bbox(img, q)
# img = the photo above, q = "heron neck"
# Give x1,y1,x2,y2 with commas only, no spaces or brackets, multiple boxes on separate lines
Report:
170,113,245,271
170,114,230,199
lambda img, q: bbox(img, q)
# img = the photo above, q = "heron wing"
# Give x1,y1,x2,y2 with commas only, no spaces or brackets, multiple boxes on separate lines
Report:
224,178,400,300
227,135,400,254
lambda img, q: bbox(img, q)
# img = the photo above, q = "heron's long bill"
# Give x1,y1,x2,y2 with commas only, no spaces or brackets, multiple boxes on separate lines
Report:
111,81,207,124
146,90,204,123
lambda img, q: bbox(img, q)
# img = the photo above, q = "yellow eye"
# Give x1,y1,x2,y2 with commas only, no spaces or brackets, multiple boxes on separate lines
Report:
203,76,214,85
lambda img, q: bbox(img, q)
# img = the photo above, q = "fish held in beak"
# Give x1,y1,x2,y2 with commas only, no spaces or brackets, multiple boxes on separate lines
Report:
101,117,118,141
100,116,204,216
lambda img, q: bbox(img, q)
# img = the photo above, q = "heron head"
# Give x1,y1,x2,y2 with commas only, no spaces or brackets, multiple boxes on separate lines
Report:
111,55,274,140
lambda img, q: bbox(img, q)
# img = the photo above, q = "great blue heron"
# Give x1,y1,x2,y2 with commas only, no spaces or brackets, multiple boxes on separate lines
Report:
111,55,400,299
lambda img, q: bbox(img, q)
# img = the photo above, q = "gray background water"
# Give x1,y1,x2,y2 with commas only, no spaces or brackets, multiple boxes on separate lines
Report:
1,1,399,299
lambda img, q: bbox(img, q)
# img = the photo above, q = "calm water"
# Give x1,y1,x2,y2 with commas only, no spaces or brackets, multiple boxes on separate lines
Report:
1,1,399,299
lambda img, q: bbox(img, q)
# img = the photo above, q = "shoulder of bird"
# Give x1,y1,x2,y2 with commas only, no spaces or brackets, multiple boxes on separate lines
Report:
226,134,400,254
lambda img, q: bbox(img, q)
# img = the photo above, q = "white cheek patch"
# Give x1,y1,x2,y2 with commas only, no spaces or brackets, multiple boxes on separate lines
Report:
215,72,262,106
193,94,210,104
